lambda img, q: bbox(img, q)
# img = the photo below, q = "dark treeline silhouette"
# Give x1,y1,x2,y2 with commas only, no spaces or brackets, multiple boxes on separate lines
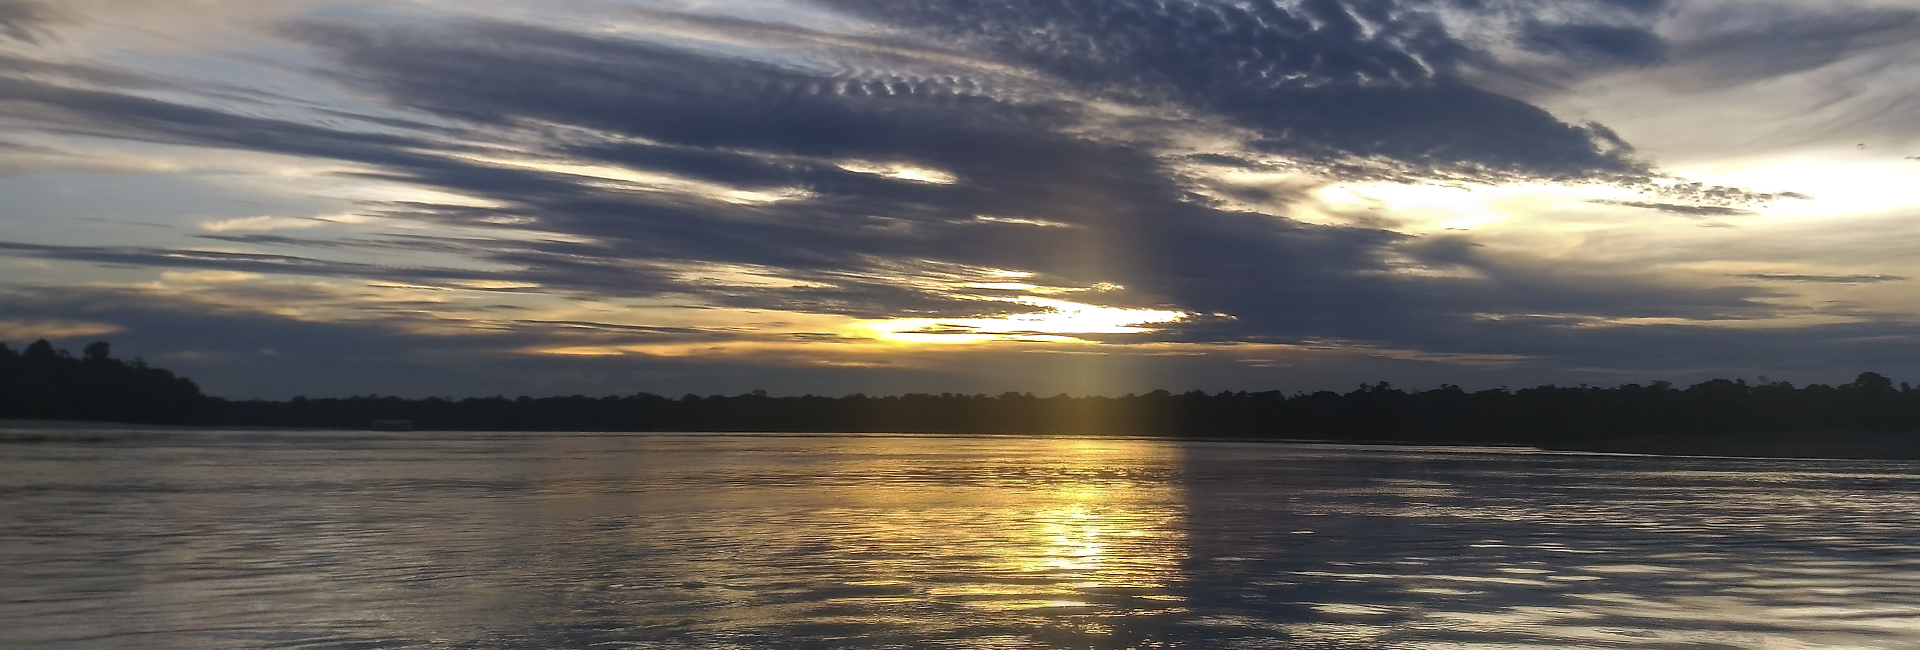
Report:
7,340,1920,442
0,340,206,424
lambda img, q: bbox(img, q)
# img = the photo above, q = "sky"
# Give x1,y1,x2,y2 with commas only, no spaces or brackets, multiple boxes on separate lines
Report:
1,0,1918,399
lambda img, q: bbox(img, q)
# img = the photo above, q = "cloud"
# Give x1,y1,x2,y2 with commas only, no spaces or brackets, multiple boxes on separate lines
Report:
1738,273,1908,284
1670,4,1920,86
1589,199,1756,217
0,318,122,341
0,0,55,43
199,216,332,232
816,0,1652,178
2,0,1915,397
0,11,1771,337
0,73,439,168
1520,22,1669,67
0,241,435,277
1557,1,1920,159
269,16,1786,346
6,278,1913,400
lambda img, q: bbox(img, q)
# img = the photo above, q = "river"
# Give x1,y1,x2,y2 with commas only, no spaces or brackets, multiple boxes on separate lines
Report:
4,430,1918,648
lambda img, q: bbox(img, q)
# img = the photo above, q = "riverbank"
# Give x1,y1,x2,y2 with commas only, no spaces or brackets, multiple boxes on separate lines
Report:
6,419,1918,460
0,419,191,430
0,419,192,444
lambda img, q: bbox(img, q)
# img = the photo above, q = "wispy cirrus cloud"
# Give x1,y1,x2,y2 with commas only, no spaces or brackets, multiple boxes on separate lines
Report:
0,0,56,43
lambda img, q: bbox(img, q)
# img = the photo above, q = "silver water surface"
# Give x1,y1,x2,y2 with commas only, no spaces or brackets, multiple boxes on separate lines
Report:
3,431,1919,648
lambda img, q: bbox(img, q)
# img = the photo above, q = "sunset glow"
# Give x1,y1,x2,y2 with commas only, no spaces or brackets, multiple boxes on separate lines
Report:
861,298,1189,344
1,0,1916,398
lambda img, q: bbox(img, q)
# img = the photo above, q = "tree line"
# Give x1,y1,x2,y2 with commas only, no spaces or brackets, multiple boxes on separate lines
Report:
0,340,206,424
6,339,1920,442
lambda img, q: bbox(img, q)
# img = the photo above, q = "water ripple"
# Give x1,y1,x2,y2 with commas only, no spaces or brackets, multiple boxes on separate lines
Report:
3,432,1919,648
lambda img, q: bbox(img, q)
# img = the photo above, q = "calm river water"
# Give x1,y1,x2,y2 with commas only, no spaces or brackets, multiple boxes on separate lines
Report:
4,430,1920,649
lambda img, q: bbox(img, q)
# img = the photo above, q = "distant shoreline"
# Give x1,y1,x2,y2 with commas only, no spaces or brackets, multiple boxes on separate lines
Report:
6,418,1917,461
12,342,1920,450
0,419,192,431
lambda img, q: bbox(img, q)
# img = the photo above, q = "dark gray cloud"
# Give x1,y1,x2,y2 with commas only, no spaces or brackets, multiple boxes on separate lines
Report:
1521,22,1669,67
0,0,52,43
1646,182,1811,206
815,0,1652,177
0,72,442,168
1590,199,1756,217
0,241,511,285
1673,6,1920,86
1739,273,1909,284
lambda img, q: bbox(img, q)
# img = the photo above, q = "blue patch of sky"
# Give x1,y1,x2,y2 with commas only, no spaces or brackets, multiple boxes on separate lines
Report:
0,172,308,247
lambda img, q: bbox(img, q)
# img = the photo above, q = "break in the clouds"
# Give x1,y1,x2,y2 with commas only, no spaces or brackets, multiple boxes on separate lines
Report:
1,0,1917,398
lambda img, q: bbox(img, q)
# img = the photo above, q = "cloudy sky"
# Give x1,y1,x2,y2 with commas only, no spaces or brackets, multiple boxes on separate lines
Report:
1,0,1917,398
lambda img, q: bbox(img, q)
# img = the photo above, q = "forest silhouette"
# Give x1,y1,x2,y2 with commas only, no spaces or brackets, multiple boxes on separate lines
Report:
0,340,205,424
5,339,1920,444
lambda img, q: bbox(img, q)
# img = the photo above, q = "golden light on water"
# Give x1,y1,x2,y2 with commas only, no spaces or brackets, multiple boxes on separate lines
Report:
910,439,1191,615
519,434,1195,624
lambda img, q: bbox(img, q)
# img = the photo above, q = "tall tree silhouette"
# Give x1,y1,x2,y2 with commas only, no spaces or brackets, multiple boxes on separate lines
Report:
0,339,206,424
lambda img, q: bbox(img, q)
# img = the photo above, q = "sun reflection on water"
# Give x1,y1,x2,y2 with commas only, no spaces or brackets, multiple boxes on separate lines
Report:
806,438,1196,622
496,434,1195,644
13,433,1920,648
